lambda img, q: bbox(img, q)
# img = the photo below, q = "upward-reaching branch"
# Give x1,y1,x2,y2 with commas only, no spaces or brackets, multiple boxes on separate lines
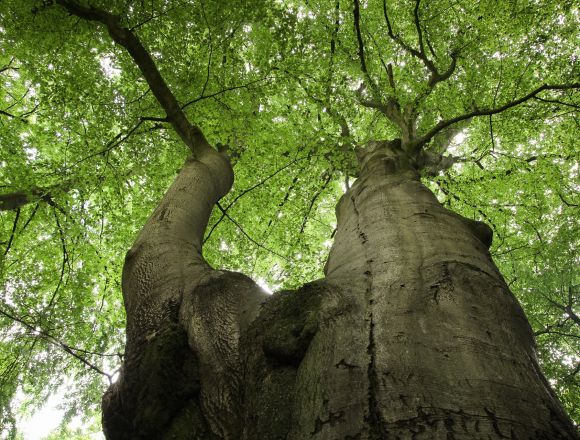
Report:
352,0,382,98
383,0,433,72
352,0,367,75
55,0,211,157
413,0,426,60
353,0,415,139
383,0,457,108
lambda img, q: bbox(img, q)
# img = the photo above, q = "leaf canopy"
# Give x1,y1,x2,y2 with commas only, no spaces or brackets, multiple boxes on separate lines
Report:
0,0,578,436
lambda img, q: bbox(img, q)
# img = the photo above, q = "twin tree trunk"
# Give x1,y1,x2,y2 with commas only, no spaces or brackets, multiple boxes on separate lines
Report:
102,140,578,439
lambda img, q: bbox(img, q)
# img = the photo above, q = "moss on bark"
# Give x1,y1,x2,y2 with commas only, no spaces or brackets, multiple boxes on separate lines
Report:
103,323,203,439
240,281,326,439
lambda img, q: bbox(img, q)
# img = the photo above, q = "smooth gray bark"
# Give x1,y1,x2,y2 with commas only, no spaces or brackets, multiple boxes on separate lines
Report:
102,140,578,440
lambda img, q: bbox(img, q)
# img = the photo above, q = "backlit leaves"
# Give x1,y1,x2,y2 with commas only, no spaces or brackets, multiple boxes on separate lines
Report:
0,0,578,436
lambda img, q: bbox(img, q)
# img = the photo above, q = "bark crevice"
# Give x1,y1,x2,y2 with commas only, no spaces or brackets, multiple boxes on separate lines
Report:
349,189,385,438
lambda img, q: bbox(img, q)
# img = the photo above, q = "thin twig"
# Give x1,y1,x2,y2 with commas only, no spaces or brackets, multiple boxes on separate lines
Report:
198,0,213,101
181,76,271,110
216,202,289,261
0,307,113,380
533,95,579,109
204,156,308,243
299,172,332,234
44,208,69,312
558,193,578,207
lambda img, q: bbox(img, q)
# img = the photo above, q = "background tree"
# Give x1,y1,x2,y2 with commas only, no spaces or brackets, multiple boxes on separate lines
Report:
0,0,578,438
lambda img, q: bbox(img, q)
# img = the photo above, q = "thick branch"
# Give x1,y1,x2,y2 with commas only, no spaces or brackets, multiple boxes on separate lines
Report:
383,0,437,74
383,0,422,63
359,97,407,134
413,83,580,151
428,54,457,87
0,185,69,212
414,0,457,89
55,0,210,156
0,190,31,211
352,0,383,100
413,0,426,61
353,0,368,75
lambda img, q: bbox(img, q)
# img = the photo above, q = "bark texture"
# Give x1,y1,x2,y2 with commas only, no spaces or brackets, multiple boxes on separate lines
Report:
103,140,578,440
102,148,267,439
241,139,578,439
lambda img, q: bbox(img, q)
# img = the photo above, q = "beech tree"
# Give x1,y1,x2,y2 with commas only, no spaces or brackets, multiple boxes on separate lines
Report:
0,0,578,438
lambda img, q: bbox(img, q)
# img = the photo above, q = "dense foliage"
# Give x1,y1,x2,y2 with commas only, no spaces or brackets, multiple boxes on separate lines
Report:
0,0,578,437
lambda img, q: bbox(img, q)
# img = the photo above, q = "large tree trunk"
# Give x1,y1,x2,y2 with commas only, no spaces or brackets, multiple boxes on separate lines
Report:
101,147,267,439
102,140,578,439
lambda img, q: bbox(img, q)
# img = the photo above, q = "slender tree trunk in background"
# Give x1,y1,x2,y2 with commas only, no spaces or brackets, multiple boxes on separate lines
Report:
102,140,578,439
